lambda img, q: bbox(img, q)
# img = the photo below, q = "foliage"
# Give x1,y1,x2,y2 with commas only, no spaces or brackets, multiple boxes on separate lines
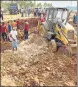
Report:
1,1,52,10
37,3,42,8
43,2,52,8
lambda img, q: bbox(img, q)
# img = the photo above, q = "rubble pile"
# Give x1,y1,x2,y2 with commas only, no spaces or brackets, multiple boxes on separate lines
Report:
1,33,76,86
1,13,77,86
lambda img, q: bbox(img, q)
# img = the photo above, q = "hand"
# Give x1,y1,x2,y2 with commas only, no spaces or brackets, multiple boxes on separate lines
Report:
13,39,15,41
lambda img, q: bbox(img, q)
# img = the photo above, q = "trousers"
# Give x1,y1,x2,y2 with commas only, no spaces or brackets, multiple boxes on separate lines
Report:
24,30,28,40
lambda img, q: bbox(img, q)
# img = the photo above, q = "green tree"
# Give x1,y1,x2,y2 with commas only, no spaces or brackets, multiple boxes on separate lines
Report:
43,2,52,8
43,2,47,8
37,3,42,8
1,1,11,11
47,3,52,7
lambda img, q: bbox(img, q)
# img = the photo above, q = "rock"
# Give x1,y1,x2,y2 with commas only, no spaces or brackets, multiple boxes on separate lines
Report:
29,77,39,86
24,81,30,86
40,82,44,86
42,72,49,78
64,81,75,86
45,67,50,71
1,75,16,86
33,76,39,84
52,69,56,75
33,58,39,64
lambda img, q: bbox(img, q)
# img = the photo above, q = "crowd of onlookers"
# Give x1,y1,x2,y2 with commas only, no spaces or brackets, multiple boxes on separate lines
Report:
0,5,46,51
0,7,46,21
0,12,46,51
20,7,46,17
0,20,18,41
33,8,46,17
0,19,30,51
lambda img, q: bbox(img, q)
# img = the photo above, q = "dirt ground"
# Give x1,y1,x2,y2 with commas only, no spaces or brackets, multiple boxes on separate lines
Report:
2,13,35,22
1,33,76,86
1,12,77,86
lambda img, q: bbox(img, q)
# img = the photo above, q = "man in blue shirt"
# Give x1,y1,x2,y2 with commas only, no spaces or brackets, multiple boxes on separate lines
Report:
8,22,12,33
8,21,12,41
73,14,77,24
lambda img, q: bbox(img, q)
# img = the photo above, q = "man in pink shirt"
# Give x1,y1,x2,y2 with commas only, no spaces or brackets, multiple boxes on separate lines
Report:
40,14,45,22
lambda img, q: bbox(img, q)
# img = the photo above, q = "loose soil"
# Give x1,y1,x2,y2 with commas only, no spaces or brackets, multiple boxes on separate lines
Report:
1,13,77,86
1,33,76,86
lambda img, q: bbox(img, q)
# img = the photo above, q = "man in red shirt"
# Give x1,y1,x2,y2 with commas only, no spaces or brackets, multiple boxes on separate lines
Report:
1,22,7,41
40,14,45,23
24,20,29,40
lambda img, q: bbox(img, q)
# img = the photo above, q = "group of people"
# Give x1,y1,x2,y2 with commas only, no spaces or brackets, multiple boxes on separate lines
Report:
0,10,46,51
21,8,31,17
34,8,46,17
0,19,29,51
20,7,46,18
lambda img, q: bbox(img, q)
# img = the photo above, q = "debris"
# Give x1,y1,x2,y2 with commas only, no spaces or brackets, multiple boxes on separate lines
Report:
64,81,75,86
1,14,76,86
45,67,50,71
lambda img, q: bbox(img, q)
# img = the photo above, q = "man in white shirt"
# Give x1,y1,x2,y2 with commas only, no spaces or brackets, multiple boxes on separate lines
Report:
10,27,18,51
21,8,24,17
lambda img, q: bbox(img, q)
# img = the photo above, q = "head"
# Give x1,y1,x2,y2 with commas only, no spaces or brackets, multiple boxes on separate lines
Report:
25,20,28,24
8,21,11,25
13,27,16,31
25,20,27,22
41,14,43,17
8,21,10,24
14,20,16,22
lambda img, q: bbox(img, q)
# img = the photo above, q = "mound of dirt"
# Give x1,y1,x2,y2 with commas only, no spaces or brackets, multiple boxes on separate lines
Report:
1,33,76,86
1,41,11,53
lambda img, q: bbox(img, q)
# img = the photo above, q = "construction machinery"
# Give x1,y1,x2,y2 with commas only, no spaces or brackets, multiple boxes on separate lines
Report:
38,7,77,55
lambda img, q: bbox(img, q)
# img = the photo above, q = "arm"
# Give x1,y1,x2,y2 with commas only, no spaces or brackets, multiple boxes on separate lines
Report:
5,25,8,33
16,31,18,39
10,34,15,41
16,35,18,39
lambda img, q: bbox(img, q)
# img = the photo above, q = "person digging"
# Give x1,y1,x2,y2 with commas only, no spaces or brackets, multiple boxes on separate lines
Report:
10,27,18,51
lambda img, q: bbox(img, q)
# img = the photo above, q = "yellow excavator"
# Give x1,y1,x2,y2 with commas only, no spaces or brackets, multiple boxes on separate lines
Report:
37,7,77,55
